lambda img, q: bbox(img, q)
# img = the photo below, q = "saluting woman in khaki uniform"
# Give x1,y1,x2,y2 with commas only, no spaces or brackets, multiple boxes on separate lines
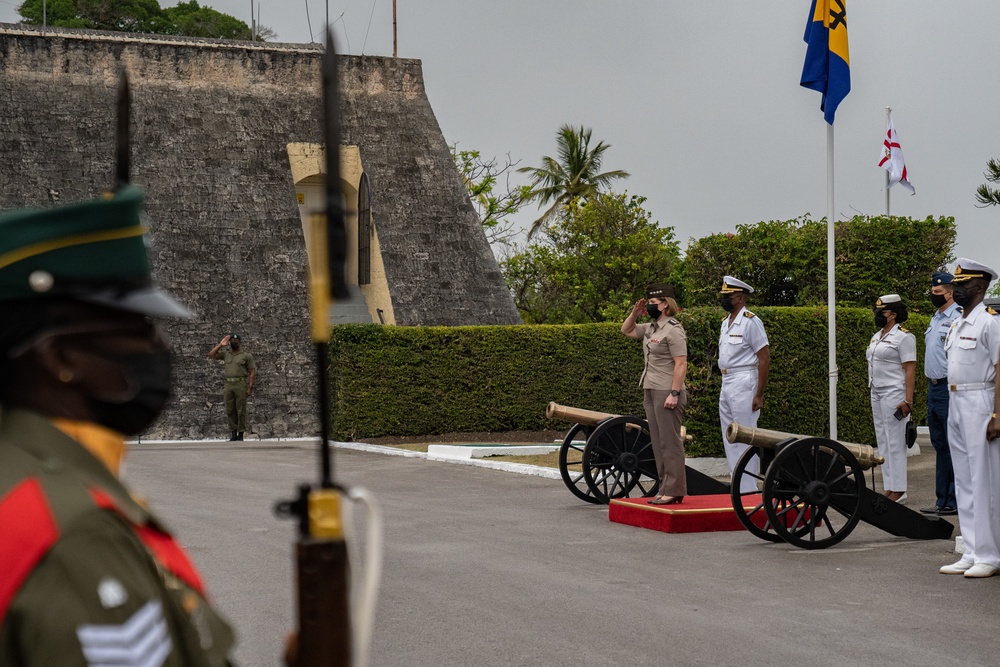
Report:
621,284,689,505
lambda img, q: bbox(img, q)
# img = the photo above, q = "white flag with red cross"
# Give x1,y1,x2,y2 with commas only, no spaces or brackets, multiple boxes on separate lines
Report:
878,115,915,194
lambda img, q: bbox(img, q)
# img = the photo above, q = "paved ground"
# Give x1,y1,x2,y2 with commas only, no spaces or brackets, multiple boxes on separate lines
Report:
124,441,999,667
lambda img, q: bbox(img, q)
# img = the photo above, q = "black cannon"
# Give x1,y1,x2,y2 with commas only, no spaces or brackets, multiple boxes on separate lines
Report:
547,402,729,504
726,422,955,549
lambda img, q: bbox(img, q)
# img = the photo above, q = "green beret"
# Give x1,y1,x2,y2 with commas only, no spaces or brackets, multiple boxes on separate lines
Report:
0,187,189,317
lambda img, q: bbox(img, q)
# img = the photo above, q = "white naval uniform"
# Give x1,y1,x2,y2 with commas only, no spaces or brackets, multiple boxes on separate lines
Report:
866,324,917,492
945,302,1000,568
718,308,769,490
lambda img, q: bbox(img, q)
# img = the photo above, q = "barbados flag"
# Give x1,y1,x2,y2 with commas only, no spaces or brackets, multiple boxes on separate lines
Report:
800,0,850,124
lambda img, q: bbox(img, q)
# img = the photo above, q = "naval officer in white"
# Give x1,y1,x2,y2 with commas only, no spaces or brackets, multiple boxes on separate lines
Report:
866,294,916,503
940,259,1000,579
717,276,770,490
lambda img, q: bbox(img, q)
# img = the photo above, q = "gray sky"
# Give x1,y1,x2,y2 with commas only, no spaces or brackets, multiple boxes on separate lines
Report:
3,1,998,267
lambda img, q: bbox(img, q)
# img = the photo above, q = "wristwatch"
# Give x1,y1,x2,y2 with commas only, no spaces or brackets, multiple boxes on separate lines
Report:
670,390,681,397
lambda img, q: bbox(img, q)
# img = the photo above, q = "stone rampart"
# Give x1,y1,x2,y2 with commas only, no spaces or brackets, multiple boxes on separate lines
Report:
0,25,519,439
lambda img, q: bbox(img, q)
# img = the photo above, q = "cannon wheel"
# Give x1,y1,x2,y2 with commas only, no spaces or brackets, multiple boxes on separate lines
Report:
732,440,802,542
558,423,602,504
582,416,659,504
762,437,865,549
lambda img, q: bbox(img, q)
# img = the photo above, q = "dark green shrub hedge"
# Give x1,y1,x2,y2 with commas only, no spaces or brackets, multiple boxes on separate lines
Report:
329,307,931,456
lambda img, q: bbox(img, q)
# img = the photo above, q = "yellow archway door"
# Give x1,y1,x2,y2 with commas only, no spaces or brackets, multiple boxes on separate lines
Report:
287,142,395,324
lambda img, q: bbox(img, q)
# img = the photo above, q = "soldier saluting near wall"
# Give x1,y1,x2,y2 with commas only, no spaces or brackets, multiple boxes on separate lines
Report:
208,333,256,441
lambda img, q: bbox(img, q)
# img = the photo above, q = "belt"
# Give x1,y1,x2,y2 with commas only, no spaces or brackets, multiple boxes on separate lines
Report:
225,377,247,382
928,377,948,386
720,365,757,375
949,382,995,392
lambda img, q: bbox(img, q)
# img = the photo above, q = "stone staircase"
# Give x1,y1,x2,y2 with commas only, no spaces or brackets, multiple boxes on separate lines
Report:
330,285,374,324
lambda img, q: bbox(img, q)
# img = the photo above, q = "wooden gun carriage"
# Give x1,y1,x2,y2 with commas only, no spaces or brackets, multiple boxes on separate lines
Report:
548,402,955,550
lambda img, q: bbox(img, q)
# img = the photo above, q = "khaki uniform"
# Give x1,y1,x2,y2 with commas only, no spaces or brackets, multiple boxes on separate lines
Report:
0,409,234,666
215,349,255,432
635,318,688,496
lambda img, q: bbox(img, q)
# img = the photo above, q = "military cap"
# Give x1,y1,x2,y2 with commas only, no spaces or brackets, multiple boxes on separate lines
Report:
720,275,754,294
646,283,675,299
875,294,903,308
952,258,998,283
230,333,242,340
931,272,953,286
0,187,190,318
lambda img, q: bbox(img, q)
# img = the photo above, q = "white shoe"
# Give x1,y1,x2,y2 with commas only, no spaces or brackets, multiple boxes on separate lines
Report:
963,563,1000,578
939,560,974,575
896,492,907,505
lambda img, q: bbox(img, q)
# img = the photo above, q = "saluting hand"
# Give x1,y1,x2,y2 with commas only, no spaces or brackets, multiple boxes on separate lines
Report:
631,299,647,319
219,335,230,347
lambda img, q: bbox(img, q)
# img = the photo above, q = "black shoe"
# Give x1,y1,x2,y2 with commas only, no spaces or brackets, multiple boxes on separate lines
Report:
919,506,940,515
236,432,244,441
228,431,238,441
938,506,958,516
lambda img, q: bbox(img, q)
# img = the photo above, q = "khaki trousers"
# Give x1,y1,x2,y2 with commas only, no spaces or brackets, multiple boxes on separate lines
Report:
644,388,687,496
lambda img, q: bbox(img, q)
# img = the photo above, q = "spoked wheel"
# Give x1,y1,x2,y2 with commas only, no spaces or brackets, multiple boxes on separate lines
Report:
558,423,602,504
582,416,659,504
762,437,865,549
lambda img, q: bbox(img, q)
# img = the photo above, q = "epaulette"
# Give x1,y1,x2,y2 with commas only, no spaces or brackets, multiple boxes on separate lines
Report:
744,311,756,318
666,317,680,326
900,327,910,333
988,307,999,316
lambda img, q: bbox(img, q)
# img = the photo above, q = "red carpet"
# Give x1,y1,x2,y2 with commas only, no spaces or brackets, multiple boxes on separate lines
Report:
609,494,760,534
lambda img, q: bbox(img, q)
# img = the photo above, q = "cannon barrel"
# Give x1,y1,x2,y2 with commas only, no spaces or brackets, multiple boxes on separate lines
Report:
726,422,883,470
546,402,690,441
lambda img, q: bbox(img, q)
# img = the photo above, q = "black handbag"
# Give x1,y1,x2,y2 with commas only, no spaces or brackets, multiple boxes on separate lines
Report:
905,420,917,449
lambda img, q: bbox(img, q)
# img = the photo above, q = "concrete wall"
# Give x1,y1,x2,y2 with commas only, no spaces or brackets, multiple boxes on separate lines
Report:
0,24,520,439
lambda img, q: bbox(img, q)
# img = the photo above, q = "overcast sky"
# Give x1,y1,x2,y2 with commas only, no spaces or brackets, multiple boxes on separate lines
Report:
3,1,998,268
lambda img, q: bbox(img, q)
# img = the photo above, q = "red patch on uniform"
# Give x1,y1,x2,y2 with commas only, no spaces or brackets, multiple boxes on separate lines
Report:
0,478,59,623
89,488,205,595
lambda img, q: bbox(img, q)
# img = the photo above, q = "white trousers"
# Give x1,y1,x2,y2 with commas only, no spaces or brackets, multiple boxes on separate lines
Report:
720,370,759,492
948,389,1000,567
870,385,908,492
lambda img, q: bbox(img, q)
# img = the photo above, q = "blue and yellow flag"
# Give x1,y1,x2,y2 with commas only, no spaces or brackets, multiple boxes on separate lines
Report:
800,0,850,124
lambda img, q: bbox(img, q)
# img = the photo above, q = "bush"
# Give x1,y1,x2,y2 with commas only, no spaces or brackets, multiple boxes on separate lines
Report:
329,307,931,456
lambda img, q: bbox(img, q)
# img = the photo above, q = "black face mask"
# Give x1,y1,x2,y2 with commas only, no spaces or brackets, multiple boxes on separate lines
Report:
720,295,735,312
874,313,889,328
952,284,975,308
930,293,948,309
230,341,240,350
86,352,174,435
646,303,662,319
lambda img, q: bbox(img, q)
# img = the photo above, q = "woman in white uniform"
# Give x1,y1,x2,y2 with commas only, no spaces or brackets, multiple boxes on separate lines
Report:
866,294,916,502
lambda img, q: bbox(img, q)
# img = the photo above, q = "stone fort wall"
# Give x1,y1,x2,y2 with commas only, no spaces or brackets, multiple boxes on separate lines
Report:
0,24,520,439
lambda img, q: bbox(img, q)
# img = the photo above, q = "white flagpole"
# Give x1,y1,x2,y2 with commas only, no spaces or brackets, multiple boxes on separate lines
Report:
885,107,891,216
827,123,838,440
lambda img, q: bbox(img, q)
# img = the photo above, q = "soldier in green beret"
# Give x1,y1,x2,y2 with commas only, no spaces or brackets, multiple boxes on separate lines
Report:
0,188,236,665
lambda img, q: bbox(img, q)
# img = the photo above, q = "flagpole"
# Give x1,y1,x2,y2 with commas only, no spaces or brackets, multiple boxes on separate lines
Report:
827,123,838,440
885,107,891,216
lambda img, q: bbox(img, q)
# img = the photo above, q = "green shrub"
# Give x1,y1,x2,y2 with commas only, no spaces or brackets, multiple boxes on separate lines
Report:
329,307,931,456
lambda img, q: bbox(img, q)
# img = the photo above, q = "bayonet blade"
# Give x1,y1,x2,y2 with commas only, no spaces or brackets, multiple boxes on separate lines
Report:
115,70,131,190
323,31,350,301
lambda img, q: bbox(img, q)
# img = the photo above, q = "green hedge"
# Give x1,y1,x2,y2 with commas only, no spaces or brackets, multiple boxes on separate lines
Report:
329,307,931,456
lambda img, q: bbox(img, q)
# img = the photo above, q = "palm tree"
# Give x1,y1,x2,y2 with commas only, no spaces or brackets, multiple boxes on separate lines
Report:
518,124,630,238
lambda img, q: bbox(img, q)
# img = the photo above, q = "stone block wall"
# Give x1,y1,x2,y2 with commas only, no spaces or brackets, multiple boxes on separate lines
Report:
0,25,519,439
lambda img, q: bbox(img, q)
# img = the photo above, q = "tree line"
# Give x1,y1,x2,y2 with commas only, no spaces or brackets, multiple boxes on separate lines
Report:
16,0,268,40
455,125,960,324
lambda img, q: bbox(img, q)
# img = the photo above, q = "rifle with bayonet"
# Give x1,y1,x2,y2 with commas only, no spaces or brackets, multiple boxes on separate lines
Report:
275,31,380,667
